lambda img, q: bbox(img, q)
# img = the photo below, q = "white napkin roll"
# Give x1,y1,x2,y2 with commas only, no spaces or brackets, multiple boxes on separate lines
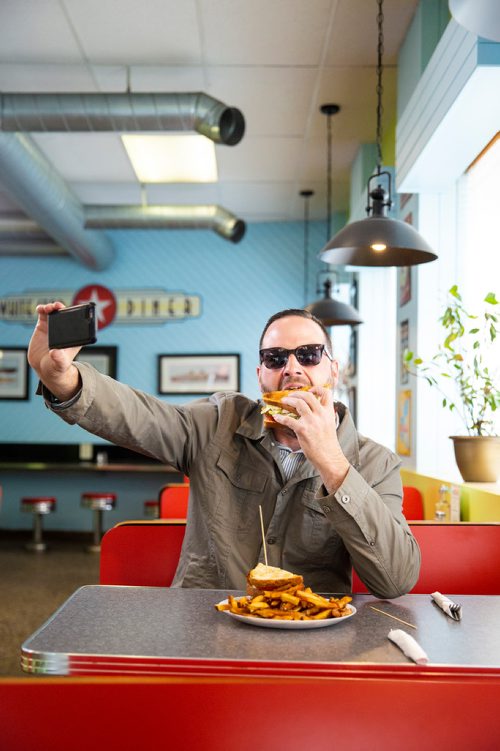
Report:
431,591,462,621
388,629,429,665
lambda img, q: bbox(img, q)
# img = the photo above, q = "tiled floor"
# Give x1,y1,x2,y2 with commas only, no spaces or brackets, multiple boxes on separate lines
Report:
0,531,100,676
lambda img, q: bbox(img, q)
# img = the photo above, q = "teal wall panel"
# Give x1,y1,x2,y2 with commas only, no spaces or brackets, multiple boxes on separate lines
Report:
0,220,328,444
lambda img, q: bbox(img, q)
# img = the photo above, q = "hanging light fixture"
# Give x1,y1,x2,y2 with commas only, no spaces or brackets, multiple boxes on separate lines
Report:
301,119,363,326
319,0,437,267
300,188,314,306
306,272,364,326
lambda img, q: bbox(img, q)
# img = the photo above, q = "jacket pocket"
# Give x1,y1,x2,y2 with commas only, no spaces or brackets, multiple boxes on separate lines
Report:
212,450,268,532
294,490,343,560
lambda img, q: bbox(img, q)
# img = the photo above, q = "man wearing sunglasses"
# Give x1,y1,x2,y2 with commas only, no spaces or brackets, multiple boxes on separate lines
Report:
29,304,420,598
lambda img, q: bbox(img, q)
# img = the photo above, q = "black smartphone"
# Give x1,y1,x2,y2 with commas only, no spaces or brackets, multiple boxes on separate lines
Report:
48,303,97,349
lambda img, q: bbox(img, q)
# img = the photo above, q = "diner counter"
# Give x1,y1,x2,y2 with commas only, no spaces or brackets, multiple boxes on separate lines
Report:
22,585,500,677
0,462,176,473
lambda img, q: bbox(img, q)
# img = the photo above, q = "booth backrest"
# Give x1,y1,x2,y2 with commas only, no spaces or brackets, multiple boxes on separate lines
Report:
100,521,500,595
100,521,186,586
352,523,500,595
402,486,424,520
159,483,189,519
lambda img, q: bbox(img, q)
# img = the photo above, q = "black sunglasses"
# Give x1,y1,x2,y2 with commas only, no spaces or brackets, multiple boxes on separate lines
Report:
259,343,333,370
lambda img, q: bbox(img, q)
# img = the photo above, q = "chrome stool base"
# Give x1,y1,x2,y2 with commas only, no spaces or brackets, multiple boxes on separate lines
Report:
21,497,56,553
25,541,47,553
81,493,117,553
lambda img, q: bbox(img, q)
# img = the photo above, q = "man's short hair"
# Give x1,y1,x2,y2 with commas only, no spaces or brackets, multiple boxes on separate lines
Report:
259,309,332,353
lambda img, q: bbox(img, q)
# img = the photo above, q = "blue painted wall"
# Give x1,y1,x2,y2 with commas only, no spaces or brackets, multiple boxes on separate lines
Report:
0,219,327,529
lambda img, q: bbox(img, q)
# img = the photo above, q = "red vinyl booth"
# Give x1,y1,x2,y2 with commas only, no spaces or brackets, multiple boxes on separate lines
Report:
3,673,500,751
402,486,424,520
159,482,189,519
100,520,500,594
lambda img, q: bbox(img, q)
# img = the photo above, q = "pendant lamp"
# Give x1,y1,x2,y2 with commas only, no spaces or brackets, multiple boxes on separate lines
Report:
301,126,363,326
306,275,364,326
319,0,437,267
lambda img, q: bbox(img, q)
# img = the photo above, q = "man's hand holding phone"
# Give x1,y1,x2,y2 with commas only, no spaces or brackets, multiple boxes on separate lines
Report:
28,302,94,402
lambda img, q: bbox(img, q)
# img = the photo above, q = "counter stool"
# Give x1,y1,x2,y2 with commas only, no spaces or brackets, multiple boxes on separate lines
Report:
21,496,56,552
81,492,117,553
144,500,159,518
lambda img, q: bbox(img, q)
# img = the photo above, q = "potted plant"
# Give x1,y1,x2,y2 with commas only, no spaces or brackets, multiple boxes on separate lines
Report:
404,285,500,482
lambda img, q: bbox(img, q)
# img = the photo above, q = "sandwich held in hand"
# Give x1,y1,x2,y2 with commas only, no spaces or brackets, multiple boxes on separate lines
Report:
260,386,310,427
215,563,352,621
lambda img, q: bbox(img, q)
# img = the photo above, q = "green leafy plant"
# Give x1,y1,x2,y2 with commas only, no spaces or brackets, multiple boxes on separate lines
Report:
404,286,500,436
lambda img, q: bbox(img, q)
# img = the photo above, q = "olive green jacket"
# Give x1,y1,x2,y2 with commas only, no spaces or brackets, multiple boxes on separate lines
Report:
45,362,420,597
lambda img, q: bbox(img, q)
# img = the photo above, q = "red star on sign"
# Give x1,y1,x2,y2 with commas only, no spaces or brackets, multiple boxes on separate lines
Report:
73,285,117,330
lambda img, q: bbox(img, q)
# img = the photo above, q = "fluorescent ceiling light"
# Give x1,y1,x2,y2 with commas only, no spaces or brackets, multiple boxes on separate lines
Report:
122,134,218,183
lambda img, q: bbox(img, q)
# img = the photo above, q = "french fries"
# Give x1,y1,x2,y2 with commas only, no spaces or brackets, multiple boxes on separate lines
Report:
215,586,352,621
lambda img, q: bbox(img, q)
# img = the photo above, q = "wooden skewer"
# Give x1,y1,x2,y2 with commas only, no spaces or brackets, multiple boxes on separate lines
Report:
258,504,268,566
369,606,417,630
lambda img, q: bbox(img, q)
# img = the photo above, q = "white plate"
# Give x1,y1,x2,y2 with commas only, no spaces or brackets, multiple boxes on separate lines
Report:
217,599,356,630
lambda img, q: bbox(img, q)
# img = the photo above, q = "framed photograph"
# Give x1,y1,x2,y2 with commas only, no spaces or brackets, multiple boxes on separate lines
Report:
399,266,411,306
400,319,409,385
158,354,240,395
348,329,357,377
0,347,29,400
76,346,117,379
397,389,412,457
347,386,357,425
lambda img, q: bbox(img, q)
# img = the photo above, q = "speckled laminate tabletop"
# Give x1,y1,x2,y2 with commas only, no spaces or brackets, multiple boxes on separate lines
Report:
21,585,500,676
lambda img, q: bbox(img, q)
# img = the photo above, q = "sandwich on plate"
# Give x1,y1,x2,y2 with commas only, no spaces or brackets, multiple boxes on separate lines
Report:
246,562,304,593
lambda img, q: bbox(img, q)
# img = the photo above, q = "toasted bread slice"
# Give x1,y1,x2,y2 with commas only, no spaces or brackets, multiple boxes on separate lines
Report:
247,562,304,591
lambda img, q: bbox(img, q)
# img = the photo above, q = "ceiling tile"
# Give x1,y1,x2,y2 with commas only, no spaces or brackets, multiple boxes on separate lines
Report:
71,182,143,204
32,134,136,182
63,0,202,64
0,0,82,63
216,137,302,181
130,66,206,91
325,0,419,66
208,67,318,137
200,0,333,66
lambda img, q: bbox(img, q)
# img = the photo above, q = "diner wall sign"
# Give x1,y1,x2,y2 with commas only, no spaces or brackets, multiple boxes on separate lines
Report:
0,285,201,330
397,389,412,457
0,346,30,400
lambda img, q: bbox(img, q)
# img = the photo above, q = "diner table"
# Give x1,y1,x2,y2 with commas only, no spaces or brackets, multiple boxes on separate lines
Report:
21,585,500,679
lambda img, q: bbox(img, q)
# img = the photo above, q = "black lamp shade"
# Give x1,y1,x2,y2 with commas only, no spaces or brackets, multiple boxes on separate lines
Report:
319,214,437,267
305,293,363,327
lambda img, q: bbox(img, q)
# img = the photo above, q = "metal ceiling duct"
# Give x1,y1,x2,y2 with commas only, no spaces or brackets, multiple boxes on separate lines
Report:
84,205,246,243
0,93,245,266
0,133,114,269
0,92,245,145
0,215,63,255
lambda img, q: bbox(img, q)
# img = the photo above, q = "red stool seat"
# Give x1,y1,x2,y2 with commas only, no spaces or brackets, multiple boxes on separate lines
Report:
81,492,117,511
144,500,159,518
81,492,117,553
22,497,57,513
21,496,56,552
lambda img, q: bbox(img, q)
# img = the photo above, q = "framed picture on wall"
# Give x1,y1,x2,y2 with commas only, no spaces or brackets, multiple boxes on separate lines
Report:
0,347,29,400
400,320,409,385
158,354,240,395
399,267,411,306
76,346,118,379
397,389,412,457
347,386,357,424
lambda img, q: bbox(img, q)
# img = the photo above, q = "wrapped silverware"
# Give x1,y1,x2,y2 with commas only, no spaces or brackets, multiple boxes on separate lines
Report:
431,591,462,621
388,629,429,665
